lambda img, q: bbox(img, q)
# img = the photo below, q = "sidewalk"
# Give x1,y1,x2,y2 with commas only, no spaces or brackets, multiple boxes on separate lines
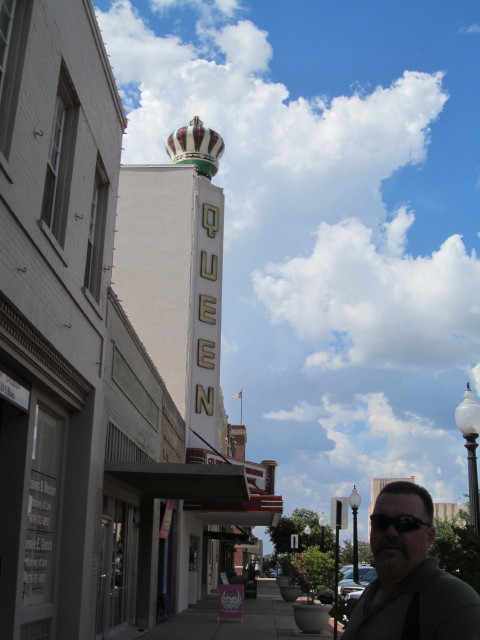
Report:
132,579,343,639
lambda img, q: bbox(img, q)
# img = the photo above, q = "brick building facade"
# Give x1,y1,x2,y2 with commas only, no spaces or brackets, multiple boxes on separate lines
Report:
0,1,126,638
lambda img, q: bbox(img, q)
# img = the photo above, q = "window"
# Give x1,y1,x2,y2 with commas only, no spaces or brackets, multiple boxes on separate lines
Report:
0,0,33,156
23,405,64,607
40,63,79,246
84,159,109,301
0,0,16,98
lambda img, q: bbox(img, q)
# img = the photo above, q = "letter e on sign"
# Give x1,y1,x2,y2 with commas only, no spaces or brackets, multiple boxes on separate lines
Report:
198,339,215,369
199,294,217,325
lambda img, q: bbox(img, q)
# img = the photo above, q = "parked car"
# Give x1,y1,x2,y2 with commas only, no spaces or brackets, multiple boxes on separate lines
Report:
318,565,361,604
338,566,377,597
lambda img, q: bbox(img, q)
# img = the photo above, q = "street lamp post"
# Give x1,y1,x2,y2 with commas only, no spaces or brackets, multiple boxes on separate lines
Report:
349,486,362,583
455,384,480,536
319,513,328,551
304,524,311,549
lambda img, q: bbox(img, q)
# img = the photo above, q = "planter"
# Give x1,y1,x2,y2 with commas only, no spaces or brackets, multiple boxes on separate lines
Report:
279,584,302,602
292,602,332,634
276,576,290,587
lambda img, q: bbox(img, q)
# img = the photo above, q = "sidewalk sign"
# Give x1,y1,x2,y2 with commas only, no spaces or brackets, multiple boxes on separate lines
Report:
218,584,244,622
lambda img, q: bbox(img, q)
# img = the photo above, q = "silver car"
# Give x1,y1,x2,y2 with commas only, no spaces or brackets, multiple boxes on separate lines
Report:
338,566,377,597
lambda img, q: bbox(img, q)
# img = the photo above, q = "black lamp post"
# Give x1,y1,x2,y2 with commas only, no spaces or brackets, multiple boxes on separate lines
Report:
319,513,328,551
455,384,480,536
349,485,361,583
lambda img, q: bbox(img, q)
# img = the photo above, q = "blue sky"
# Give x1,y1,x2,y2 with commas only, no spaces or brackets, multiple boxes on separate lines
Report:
94,0,480,551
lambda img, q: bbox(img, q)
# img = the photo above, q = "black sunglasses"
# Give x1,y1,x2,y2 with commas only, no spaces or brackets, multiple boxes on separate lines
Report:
370,514,431,533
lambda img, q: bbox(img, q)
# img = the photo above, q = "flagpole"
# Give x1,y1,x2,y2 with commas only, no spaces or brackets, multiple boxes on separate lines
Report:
232,389,243,424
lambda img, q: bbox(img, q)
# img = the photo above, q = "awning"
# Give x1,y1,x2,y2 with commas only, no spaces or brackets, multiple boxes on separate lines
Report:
104,461,250,501
204,531,251,542
183,495,283,527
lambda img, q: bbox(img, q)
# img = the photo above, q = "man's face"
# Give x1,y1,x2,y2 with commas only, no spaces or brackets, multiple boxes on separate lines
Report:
370,493,435,580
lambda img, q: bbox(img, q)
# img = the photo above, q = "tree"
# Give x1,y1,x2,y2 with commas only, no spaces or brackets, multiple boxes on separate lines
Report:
339,539,373,566
290,547,336,604
430,516,480,594
263,554,276,572
267,508,335,553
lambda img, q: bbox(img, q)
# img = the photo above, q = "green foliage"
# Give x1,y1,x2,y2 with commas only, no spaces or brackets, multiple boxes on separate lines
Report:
339,539,374,566
277,552,294,578
263,554,276,572
289,547,337,604
267,508,334,553
330,595,359,629
430,517,480,594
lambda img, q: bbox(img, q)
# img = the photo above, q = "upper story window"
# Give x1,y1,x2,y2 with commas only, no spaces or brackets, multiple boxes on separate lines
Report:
40,64,79,246
84,159,109,302
0,0,33,157
41,95,66,230
0,0,16,99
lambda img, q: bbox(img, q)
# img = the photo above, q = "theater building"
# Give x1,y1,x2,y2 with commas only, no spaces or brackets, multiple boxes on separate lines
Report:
113,118,283,613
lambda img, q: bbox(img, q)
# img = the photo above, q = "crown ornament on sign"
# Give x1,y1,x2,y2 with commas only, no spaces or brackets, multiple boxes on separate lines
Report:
165,116,225,180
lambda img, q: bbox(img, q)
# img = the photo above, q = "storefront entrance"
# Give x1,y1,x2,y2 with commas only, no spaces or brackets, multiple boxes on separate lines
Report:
96,497,138,639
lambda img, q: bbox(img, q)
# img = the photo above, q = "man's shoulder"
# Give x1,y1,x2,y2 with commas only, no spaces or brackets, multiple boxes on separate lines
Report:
421,562,480,607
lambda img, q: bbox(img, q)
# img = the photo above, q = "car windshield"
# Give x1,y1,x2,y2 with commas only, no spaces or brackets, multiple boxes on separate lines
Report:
361,568,377,582
341,566,376,582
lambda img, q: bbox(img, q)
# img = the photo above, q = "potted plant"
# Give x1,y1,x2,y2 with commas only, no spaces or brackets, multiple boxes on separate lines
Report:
275,553,294,587
289,547,336,633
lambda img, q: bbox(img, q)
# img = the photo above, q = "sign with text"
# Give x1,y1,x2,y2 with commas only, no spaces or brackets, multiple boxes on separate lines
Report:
159,499,175,539
23,406,63,605
218,584,244,622
330,497,349,530
0,366,30,411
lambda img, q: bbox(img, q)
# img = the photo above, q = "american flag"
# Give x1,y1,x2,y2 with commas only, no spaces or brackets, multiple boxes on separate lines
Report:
232,391,242,400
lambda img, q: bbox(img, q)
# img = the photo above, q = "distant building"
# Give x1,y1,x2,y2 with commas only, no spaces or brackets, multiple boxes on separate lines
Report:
368,476,464,536
368,476,416,530
433,502,464,522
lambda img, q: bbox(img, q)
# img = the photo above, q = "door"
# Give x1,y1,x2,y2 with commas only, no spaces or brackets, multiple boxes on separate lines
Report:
96,498,137,638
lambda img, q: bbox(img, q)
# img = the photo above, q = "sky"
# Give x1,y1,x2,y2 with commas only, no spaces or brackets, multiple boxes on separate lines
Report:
94,0,480,552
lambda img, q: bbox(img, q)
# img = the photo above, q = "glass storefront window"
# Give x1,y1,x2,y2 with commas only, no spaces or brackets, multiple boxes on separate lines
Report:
23,405,64,606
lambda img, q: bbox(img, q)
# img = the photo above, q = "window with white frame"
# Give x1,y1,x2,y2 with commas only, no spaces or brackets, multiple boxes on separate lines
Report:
0,0,16,99
40,63,79,246
84,159,109,302
0,0,33,157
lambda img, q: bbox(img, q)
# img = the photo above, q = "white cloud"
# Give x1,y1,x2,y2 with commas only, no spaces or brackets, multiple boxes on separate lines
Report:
215,20,272,73
221,334,239,355
96,1,477,543
380,206,415,257
268,392,467,528
149,0,241,17
96,2,448,243
264,401,325,422
253,215,480,371
459,23,480,34
96,1,196,86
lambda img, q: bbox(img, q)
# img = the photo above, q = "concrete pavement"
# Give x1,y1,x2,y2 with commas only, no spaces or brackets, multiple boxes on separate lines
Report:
128,579,343,639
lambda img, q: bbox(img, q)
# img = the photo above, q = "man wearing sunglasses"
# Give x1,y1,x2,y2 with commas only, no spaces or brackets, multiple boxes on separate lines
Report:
341,481,480,639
